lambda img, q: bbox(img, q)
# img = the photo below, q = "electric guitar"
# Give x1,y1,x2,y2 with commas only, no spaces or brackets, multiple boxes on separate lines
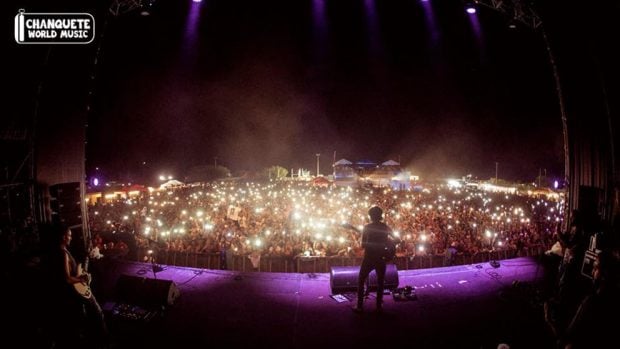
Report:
341,223,397,261
74,257,93,299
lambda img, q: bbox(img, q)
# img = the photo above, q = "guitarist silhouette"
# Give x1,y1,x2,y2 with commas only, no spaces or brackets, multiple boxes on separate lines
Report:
53,227,108,348
341,224,396,262
351,206,397,314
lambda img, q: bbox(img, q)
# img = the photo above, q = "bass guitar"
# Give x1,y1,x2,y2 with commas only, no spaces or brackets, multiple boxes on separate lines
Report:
74,257,93,299
341,223,397,262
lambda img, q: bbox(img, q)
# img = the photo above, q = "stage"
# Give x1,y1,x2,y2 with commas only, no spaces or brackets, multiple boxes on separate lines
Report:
91,256,553,349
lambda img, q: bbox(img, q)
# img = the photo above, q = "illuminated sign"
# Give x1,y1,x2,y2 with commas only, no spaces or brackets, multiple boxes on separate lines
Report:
15,9,95,44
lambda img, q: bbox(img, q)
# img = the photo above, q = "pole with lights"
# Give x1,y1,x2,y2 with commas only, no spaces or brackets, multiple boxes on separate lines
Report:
315,153,321,177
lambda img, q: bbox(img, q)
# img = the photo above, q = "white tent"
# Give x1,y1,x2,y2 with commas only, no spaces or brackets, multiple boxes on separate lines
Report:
334,159,353,166
160,179,184,189
382,160,400,166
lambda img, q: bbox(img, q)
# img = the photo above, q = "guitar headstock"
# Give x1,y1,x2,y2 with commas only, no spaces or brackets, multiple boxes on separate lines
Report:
341,223,360,232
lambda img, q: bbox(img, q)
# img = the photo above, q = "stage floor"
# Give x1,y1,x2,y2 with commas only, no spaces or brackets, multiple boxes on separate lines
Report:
93,256,553,349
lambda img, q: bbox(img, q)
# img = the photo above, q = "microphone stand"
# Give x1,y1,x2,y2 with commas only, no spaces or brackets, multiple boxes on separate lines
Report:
148,241,163,279
152,257,159,280
150,253,165,279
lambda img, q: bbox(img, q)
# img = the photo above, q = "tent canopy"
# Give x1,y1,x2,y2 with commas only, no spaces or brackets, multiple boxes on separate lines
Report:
311,176,330,186
334,159,353,166
160,179,184,189
382,160,400,166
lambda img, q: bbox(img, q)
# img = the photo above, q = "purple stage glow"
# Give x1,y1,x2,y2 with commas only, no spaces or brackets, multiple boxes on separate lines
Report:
312,0,327,31
466,7,483,42
179,0,202,65
184,0,201,40
421,0,440,47
96,256,547,348
364,0,382,54
312,0,327,59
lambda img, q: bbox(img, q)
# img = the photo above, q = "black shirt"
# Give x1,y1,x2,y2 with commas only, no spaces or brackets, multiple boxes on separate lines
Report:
361,222,392,258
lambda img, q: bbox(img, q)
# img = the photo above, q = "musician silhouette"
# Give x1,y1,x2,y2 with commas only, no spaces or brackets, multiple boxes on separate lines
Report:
352,206,396,313
50,227,108,348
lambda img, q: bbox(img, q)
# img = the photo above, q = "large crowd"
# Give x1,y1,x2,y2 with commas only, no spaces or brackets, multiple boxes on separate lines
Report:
88,180,563,262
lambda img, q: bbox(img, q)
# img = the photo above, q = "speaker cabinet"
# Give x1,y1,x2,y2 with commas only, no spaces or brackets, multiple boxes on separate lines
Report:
115,274,180,309
49,182,82,227
330,266,359,294
367,264,399,291
330,264,399,294
581,250,597,279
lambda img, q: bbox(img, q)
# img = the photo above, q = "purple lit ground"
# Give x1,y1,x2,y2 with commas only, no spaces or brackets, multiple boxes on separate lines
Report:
93,256,555,349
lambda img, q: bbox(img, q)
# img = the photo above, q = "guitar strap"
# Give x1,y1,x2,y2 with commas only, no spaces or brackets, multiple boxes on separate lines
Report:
63,247,78,277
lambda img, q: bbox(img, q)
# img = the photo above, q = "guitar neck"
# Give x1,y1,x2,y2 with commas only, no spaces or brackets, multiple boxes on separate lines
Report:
77,257,89,276
343,223,397,242
342,223,361,233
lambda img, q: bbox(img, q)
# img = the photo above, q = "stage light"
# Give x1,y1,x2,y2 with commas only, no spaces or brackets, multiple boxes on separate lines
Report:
508,19,517,29
464,1,476,14
141,0,155,16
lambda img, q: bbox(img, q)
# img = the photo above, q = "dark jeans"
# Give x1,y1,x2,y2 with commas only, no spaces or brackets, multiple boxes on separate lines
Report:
84,294,108,345
52,293,107,348
357,256,386,308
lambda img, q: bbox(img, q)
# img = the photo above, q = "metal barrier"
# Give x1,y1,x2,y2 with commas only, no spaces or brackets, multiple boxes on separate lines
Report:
135,245,547,273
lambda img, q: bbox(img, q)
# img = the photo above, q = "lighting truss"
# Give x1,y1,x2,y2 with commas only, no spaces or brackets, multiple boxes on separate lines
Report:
109,0,143,17
474,0,542,29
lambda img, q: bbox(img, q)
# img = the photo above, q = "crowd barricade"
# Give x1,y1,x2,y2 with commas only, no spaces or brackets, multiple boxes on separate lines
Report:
134,246,547,273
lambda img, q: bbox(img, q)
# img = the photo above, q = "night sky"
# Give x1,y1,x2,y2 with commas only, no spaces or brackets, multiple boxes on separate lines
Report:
10,0,565,183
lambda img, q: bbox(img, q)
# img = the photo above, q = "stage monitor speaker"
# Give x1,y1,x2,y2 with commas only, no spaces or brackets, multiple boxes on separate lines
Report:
367,264,399,291
115,274,180,309
330,266,359,294
49,182,82,227
330,264,399,294
581,250,597,279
